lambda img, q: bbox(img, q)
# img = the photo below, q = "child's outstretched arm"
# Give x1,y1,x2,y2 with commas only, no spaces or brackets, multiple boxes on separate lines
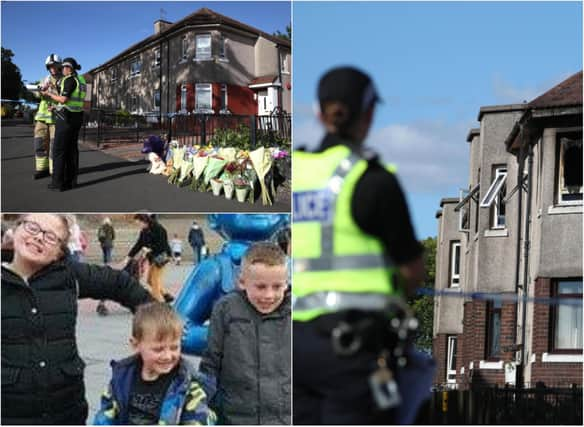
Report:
93,383,120,425
179,380,218,425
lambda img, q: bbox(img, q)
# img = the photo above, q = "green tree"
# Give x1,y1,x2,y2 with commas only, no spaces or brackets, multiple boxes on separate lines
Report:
1,47,24,100
409,236,437,353
273,24,291,41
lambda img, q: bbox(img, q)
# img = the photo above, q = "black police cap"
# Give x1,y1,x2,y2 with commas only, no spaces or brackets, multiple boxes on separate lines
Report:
61,57,81,71
317,66,381,116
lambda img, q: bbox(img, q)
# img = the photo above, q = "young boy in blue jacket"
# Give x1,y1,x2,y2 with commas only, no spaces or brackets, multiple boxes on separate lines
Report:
94,302,216,425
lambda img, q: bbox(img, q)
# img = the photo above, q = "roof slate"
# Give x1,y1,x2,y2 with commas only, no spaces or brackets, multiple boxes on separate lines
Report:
528,71,582,109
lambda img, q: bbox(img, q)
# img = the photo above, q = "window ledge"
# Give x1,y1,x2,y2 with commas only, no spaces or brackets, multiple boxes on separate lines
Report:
548,205,583,215
282,71,291,75
479,360,503,370
217,57,229,63
484,229,508,237
541,353,583,363
178,59,188,64
193,57,212,62
129,74,140,80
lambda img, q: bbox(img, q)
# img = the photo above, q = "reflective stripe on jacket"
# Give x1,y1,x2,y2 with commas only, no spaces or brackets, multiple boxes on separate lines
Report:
292,145,398,321
60,74,86,112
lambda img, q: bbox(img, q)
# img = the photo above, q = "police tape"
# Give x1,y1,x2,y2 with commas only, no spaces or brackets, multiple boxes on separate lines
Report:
416,288,582,306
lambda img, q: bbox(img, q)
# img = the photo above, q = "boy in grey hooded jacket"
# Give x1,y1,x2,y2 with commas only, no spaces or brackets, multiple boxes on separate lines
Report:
200,242,291,425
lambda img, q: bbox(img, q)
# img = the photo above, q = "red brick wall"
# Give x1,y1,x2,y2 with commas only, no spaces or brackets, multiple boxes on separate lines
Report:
458,300,517,387
530,277,583,386
433,334,448,384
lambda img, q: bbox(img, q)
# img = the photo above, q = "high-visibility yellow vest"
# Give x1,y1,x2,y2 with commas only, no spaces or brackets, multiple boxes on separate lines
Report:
34,75,59,124
60,74,86,113
292,144,399,321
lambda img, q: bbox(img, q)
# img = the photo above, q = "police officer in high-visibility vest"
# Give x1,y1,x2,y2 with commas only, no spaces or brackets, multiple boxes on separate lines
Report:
41,57,86,191
292,66,432,425
33,54,62,179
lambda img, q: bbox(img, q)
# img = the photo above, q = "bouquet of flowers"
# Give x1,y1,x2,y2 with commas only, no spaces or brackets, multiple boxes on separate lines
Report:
249,146,274,205
203,156,228,191
167,145,186,184
190,152,210,192
177,152,194,186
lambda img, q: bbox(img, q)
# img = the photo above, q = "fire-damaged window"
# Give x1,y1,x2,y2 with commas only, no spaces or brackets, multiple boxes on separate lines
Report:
195,34,212,60
486,299,502,360
111,67,118,82
551,279,583,352
219,35,226,59
557,136,583,204
195,84,213,113
181,35,188,60
455,184,479,233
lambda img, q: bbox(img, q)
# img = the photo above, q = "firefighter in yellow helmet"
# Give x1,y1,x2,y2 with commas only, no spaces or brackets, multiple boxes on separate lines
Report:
41,57,86,191
32,54,62,179
292,66,432,424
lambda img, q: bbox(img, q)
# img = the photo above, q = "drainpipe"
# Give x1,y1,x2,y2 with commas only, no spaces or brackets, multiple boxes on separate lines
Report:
276,44,283,112
517,129,534,389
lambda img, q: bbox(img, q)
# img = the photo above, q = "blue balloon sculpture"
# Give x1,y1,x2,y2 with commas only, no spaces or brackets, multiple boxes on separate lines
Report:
174,213,290,355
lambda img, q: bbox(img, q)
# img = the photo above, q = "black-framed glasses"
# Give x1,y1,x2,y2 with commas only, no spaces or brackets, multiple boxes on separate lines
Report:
18,220,64,247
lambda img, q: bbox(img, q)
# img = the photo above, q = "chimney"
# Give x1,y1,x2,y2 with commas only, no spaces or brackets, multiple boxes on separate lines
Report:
154,19,172,35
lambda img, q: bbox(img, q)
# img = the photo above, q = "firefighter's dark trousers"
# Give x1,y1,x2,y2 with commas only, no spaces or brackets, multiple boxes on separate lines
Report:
33,121,55,173
52,110,83,189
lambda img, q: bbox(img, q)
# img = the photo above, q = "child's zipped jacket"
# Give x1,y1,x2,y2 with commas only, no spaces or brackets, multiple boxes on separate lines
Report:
94,355,216,425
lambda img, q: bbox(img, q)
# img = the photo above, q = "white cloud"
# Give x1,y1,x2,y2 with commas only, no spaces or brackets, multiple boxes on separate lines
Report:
366,120,471,194
492,71,575,104
293,111,473,195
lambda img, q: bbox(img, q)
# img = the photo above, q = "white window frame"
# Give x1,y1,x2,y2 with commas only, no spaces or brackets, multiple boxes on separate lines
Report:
447,336,457,383
490,167,507,229
181,35,189,61
557,137,583,205
153,90,160,112
480,167,507,208
219,84,229,114
195,34,212,60
153,47,161,67
450,241,460,288
180,83,187,112
195,83,213,114
130,58,141,77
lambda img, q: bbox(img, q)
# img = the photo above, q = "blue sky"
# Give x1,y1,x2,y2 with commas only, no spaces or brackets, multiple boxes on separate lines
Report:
293,1,582,239
2,1,290,83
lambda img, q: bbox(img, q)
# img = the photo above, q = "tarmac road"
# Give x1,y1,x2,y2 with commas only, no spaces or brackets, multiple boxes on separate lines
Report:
1,121,290,212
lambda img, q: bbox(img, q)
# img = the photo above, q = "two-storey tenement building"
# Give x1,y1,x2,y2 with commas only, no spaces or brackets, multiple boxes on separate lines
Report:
88,8,291,119
433,71,582,388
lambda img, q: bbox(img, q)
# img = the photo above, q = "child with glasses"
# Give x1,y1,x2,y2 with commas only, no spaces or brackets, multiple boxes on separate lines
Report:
1,214,153,425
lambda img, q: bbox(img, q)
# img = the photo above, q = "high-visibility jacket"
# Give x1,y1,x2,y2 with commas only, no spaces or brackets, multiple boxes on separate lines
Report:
34,75,59,124
60,74,86,113
292,144,399,321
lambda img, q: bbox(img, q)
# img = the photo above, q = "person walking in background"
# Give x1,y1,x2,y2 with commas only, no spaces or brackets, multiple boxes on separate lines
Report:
41,57,86,192
187,220,205,265
32,54,62,179
124,214,173,303
170,233,183,266
292,66,432,425
67,215,84,262
1,214,152,425
97,217,116,316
